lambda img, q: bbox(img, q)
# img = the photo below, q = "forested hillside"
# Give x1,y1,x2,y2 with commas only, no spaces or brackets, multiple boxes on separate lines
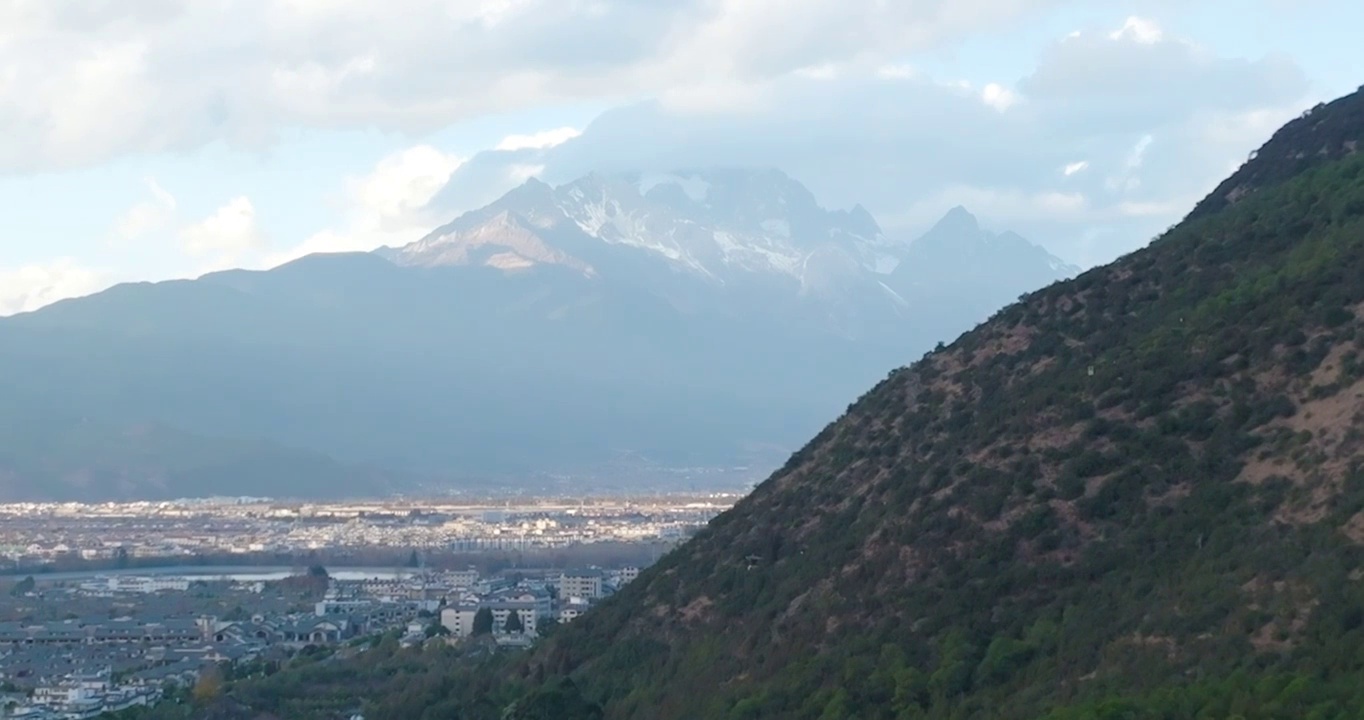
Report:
521,88,1364,719
130,87,1364,720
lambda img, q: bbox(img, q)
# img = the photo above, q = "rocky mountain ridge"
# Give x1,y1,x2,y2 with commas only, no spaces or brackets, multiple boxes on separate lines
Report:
381,167,1076,341
384,169,904,282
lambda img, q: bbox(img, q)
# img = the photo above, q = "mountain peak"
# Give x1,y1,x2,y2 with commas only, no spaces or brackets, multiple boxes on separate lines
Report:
501,175,556,206
379,169,1073,336
432,167,899,282
893,206,1076,298
934,204,980,233
1189,85,1364,220
831,203,881,242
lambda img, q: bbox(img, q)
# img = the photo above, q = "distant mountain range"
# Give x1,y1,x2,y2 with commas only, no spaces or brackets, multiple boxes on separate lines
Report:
0,167,1076,501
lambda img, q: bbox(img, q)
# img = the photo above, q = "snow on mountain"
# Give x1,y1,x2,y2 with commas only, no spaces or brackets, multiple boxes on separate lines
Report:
384,168,898,286
636,172,710,202
379,171,1075,342
387,207,597,277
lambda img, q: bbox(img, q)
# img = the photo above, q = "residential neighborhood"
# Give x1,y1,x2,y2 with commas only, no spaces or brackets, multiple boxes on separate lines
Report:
0,563,643,717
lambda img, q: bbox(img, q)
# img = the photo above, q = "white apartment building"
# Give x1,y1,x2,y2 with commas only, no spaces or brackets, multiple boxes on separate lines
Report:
560,570,603,600
440,598,541,637
440,604,479,638
104,576,191,594
447,569,480,588
489,602,537,635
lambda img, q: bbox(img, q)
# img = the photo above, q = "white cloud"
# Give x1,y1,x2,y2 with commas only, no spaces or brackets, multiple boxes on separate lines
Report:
1126,134,1154,169
180,197,267,268
1106,134,1154,191
431,14,1311,268
0,259,108,316
494,127,582,152
891,185,1090,228
657,78,779,115
1109,16,1163,45
267,144,464,266
0,4,1328,296
1116,199,1184,217
348,145,465,222
112,177,177,242
0,0,1065,172
981,83,1019,111
1019,17,1305,130
876,63,917,80
794,64,840,81
507,164,547,184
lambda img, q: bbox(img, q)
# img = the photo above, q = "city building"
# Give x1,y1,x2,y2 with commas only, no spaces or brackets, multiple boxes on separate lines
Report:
560,569,604,600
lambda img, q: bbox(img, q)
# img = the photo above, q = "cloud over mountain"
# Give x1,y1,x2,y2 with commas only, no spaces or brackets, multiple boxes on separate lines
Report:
0,0,1063,173
0,2,1336,318
420,16,1309,268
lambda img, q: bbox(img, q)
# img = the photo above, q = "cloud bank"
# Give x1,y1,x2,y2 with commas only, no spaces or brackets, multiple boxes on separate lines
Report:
417,16,1309,266
0,0,1065,173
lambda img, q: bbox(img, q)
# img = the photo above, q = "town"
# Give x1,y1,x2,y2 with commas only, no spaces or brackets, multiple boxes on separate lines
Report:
0,494,737,718
0,494,739,569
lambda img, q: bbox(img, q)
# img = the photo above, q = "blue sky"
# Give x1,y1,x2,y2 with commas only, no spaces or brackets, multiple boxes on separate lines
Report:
0,0,1360,314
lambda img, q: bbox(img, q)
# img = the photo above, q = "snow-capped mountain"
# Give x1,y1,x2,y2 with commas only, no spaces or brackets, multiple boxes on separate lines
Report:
379,168,1076,341
0,167,1080,500
384,168,898,286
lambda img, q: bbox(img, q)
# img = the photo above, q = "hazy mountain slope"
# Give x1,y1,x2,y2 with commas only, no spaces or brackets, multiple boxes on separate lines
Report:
0,404,384,502
384,169,1073,343
488,92,1364,719
0,170,1073,502
0,259,853,495
887,206,1080,343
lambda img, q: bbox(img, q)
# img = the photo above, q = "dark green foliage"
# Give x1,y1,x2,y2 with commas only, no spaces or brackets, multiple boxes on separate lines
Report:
8,576,34,597
502,678,604,720
473,607,495,636
118,641,522,720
